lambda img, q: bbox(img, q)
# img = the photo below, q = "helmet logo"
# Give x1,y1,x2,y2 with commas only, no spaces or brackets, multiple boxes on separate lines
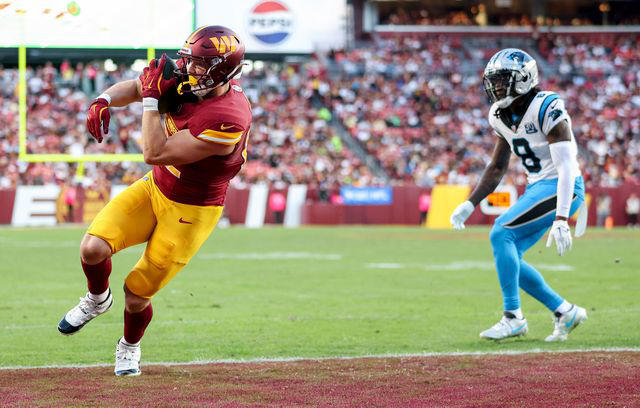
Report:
210,36,238,54
506,51,526,63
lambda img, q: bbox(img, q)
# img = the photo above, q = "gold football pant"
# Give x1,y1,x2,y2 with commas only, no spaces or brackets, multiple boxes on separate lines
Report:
87,172,223,298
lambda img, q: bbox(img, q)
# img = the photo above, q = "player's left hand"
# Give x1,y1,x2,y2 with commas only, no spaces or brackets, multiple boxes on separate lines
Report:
546,220,572,256
139,53,177,100
86,97,110,143
450,200,475,230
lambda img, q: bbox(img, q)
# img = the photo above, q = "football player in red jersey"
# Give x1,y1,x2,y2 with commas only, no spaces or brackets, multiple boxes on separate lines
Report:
58,26,252,376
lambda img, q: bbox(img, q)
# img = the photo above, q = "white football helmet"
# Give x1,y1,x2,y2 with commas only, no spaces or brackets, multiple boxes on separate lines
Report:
483,48,539,108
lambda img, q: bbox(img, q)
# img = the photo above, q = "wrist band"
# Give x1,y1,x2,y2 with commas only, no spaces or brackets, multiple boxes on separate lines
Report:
98,93,112,105
142,97,159,111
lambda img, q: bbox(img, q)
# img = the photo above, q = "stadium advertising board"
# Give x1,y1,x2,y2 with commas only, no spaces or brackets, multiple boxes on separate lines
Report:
195,0,346,53
340,186,393,206
0,0,193,48
480,184,518,215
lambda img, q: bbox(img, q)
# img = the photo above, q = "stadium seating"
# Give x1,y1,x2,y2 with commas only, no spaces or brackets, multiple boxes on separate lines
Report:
328,33,640,189
1,32,638,190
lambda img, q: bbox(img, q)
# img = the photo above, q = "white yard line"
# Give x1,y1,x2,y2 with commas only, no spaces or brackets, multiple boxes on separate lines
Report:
366,261,575,271
2,347,639,370
0,237,78,248
198,252,343,260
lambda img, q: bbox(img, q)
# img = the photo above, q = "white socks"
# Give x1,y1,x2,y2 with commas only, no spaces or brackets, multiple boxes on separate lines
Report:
505,302,572,320
555,300,573,314
88,288,110,304
505,308,524,319
121,337,141,347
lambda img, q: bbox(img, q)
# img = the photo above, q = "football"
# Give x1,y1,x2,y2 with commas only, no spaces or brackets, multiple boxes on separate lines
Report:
158,58,180,114
162,57,179,80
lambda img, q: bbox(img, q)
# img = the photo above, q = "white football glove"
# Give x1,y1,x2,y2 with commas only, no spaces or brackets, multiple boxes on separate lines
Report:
450,200,475,230
546,220,572,256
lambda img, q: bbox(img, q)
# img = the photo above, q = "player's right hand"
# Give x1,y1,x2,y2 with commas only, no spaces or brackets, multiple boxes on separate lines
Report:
86,97,110,143
450,200,475,230
139,54,177,100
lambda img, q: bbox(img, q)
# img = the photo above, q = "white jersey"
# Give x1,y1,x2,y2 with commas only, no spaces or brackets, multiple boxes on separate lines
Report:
488,91,581,184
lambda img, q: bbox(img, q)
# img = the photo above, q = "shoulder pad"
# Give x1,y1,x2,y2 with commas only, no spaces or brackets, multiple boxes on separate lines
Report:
538,92,561,130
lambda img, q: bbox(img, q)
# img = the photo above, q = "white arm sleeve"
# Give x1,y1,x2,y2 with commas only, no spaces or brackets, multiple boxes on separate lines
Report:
549,141,577,218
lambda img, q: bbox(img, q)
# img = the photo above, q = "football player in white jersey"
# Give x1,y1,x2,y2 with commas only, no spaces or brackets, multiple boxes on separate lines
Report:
450,48,588,341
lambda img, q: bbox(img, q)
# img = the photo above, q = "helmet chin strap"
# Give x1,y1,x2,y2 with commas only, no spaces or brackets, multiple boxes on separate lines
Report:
496,90,527,109
192,87,212,98
496,96,515,109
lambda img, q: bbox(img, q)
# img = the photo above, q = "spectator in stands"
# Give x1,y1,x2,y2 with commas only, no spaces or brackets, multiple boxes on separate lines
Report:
596,193,612,227
418,191,430,225
64,180,79,222
269,191,287,224
626,193,639,227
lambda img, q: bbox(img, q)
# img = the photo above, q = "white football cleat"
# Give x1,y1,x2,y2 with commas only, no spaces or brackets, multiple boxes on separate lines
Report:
480,315,529,340
545,305,587,342
115,337,141,376
58,289,113,335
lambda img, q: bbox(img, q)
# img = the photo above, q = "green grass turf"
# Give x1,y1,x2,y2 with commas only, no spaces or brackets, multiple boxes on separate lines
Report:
0,226,638,367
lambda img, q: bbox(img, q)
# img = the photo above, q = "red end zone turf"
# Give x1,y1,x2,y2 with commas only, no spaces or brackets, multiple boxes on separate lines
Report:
1,351,639,407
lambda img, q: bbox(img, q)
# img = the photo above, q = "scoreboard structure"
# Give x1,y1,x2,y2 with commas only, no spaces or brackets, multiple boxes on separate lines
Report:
1,0,193,167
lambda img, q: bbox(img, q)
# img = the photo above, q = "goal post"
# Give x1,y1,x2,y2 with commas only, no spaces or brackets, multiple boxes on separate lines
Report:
16,45,157,165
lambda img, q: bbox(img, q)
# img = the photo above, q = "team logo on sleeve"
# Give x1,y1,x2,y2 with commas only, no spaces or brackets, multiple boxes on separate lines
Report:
549,109,563,121
247,0,293,45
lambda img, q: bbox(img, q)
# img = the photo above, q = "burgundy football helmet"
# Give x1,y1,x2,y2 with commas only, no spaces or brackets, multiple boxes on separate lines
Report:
176,25,246,95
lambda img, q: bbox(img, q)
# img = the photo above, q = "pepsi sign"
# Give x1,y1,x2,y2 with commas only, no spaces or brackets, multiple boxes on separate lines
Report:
247,0,294,45
196,0,347,53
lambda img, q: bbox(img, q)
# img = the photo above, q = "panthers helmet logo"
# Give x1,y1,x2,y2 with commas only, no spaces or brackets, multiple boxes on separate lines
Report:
506,51,526,63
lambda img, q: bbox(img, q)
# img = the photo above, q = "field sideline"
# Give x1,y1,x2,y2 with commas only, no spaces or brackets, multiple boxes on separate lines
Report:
0,353,637,407
1,347,639,371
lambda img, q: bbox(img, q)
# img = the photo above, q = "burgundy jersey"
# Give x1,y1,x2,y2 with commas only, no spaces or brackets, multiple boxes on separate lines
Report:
152,80,252,206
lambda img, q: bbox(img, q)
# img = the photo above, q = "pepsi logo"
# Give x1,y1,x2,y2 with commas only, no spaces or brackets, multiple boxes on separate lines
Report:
247,0,293,45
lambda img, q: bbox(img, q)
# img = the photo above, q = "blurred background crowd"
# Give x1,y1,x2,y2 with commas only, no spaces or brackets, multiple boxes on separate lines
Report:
377,6,640,27
1,32,639,194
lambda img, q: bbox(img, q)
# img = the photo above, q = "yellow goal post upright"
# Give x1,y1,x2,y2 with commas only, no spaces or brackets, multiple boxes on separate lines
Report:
13,0,196,176
17,47,159,176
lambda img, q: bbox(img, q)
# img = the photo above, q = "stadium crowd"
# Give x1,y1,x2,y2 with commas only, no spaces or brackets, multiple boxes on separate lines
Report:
0,32,638,192
0,61,144,189
377,6,639,26
238,62,379,190
0,58,377,191
327,33,640,188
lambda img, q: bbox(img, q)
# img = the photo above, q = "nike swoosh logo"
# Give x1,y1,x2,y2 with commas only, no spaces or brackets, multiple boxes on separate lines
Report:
178,217,192,224
565,310,578,329
220,124,236,130
511,323,527,334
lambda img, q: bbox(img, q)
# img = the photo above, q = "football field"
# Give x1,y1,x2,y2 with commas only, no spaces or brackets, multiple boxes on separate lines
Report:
1,225,638,367
1,226,639,406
